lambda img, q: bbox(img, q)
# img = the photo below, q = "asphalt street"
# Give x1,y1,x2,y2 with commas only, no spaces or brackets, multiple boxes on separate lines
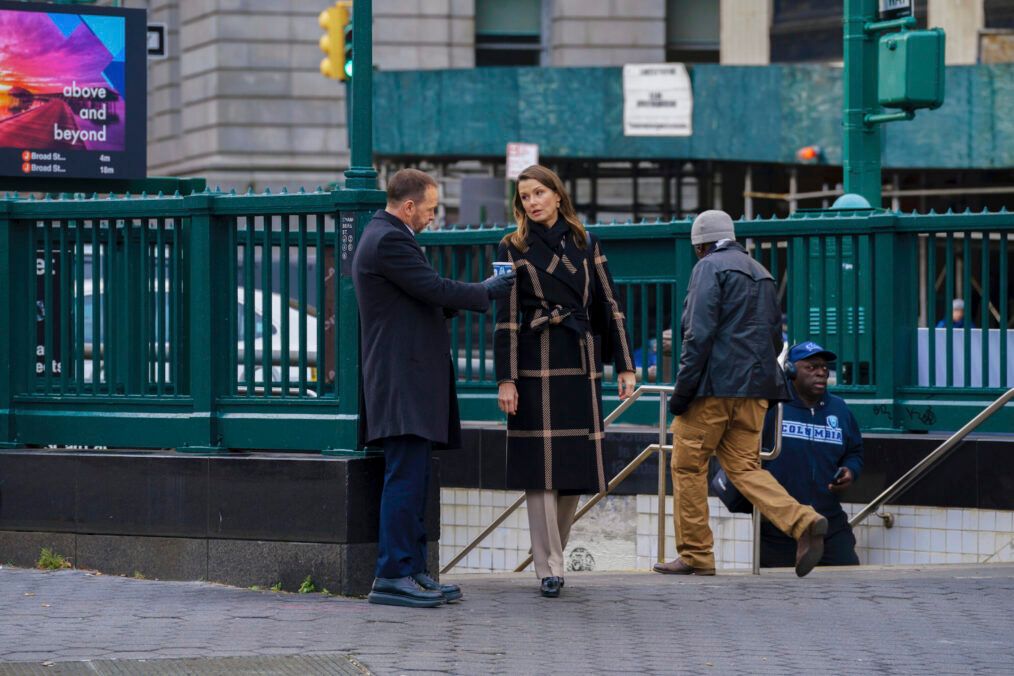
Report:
1,563,1012,674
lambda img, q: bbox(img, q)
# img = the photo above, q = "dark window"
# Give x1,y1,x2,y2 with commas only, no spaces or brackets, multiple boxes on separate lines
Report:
770,0,844,62
986,0,1014,28
475,0,542,67
770,0,925,63
665,0,719,63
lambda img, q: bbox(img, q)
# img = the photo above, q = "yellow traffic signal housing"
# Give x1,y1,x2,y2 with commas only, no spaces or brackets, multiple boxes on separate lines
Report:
318,2,350,81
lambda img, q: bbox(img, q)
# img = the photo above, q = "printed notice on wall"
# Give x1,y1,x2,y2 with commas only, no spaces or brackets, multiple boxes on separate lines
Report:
339,212,356,276
622,64,692,137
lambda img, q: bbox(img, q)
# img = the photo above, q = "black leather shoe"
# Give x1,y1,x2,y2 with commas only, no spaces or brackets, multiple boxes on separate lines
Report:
368,576,444,608
540,576,562,598
411,571,462,602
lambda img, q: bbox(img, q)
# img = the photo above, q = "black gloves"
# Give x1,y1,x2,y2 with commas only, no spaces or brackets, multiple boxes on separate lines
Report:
669,392,693,417
481,270,516,301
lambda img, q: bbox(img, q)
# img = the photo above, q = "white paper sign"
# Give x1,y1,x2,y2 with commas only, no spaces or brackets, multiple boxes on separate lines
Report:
506,142,539,180
623,64,693,137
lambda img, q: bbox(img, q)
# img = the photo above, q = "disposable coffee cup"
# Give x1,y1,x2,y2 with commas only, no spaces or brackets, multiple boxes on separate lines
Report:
492,262,513,277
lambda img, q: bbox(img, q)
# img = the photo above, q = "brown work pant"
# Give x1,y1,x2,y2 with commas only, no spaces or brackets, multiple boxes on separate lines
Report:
670,397,819,571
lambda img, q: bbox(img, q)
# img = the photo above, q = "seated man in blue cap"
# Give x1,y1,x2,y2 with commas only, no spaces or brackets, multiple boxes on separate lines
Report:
759,341,864,568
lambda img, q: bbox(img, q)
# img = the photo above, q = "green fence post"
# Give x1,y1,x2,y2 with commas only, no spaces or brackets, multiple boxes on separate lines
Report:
179,192,229,453
0,198,22,447
324,194,385,455
326,0,381,452
869,213,913,430
671,221,696,375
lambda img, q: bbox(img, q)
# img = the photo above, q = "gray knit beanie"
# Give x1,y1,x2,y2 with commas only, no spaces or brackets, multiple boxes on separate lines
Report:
690,210,736,245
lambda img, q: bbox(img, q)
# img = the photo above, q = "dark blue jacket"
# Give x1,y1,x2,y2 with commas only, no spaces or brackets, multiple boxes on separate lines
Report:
761,389,864,522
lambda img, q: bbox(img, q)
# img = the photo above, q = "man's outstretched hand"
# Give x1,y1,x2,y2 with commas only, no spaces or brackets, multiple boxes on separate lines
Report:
482,271,516,301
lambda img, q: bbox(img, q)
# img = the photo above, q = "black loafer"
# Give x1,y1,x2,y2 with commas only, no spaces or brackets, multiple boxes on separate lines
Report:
540,576,562,598
411,571,463,602
368,576,444,608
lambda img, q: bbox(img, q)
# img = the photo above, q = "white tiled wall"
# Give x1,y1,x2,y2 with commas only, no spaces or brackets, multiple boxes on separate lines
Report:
848,503,1014,565
439,489,1014,574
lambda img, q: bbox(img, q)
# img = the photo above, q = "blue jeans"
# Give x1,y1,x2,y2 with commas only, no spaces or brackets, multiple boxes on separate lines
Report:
374,434,431,579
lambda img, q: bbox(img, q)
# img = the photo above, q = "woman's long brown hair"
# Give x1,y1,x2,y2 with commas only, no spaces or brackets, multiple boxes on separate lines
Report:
505,165,587,251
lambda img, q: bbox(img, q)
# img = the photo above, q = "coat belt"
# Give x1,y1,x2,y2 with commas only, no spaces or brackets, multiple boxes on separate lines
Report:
526,305,590,337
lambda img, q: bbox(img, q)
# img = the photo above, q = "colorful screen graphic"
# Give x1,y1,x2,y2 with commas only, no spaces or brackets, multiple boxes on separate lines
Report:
0,1,146,181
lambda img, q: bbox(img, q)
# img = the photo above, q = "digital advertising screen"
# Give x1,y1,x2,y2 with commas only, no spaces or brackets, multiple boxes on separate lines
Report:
0,1,146,181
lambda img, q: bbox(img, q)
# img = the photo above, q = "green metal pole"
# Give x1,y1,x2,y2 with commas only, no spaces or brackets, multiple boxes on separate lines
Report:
330,0,385,453
843,0,882,207
344,0,376,190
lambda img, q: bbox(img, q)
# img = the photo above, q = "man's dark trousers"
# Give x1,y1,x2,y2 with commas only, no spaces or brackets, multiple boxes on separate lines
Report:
375,434,431,579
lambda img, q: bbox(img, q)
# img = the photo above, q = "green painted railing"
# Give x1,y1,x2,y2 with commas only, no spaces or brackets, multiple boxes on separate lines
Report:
2,198,1011,451
0,188,385,452
419,208,1014,433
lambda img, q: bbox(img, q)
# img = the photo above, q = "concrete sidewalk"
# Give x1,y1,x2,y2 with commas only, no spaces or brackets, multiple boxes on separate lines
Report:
1,563,1012,674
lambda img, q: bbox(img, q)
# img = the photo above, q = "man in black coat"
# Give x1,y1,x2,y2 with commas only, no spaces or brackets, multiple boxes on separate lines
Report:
655,210,828,579
352,168,514,608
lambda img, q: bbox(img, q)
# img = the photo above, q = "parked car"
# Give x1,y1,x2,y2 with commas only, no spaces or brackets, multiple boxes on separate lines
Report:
65,283,319,393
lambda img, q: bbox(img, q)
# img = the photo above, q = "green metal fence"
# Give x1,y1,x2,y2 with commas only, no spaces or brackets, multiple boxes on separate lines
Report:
0,188,385,452
420,208,1014,434
1,197,1010,452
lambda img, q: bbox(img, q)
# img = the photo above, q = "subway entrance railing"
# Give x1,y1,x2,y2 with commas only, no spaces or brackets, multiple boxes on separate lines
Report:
1,201,1011,452
419,208,1014,434
0,187,385,452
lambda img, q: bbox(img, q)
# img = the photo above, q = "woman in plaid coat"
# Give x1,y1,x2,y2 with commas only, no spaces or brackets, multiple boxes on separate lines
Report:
494,165,636,597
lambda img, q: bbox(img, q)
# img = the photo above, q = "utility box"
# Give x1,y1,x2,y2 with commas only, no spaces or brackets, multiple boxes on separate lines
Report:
878,28,946,110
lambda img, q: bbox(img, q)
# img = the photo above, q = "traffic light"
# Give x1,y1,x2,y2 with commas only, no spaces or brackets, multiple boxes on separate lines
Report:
318,2,349,81
343,12,354,80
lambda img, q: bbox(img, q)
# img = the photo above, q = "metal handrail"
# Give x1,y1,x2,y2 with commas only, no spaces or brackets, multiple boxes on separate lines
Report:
849,386,1014,529
440,385,673,574
751,401,783,574
440,379,791,575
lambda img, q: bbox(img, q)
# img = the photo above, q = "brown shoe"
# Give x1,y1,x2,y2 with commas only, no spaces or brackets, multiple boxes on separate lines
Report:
794,516,829,578
652,558,716,576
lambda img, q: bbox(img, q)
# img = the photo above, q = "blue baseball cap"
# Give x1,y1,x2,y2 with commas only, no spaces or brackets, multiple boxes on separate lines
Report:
788,341,837,363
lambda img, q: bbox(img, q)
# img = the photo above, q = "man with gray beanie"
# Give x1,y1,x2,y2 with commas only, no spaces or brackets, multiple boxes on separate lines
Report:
654,210,828,578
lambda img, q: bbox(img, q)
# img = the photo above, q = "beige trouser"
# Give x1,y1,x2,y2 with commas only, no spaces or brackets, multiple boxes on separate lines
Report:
670,396,820,571
526,490,581,578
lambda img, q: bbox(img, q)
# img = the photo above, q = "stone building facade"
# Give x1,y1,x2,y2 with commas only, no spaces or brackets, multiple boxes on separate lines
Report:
123,0,1008,192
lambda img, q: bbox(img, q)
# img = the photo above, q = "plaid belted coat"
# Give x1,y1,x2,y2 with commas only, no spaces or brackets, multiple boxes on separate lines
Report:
494,230,635,493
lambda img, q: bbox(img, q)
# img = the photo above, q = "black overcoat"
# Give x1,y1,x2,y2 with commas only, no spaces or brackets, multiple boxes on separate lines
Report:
494,230,635,493
352,210,489,447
